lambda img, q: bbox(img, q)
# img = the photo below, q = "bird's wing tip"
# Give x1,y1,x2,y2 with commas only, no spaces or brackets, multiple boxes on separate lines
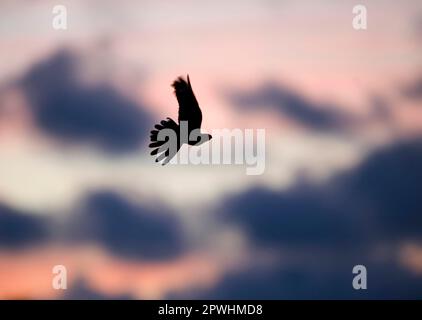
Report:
171,75,190,89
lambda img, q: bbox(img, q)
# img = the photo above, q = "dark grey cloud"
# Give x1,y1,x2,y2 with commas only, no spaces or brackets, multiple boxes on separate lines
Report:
226,82,358,131
174,137,422,299
220,137,422,249
220,187,368,250
0,191,186,262
65,191,186,260
20,50,152,153
171,259,422,299
0,203,49,249
401,75,422,101
342,138,422,240
62,278,134,300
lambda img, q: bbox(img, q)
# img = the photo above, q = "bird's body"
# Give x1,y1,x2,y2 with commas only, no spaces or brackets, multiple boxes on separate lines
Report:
149,75,212,164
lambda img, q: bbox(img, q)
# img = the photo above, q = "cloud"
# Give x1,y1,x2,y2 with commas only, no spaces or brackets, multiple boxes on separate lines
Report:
0,190,186,261
342,138,422,240
0,203,49,249
62,277,134,300
220,137,422,248
226,82,358,131
401,75,422,101
177,137,422,298
19,50,152,153
65,191,186,260
172,259,422,299
219,186,367,250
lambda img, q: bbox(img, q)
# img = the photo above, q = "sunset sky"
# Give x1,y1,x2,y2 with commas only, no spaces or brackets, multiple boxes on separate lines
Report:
0,0,422,299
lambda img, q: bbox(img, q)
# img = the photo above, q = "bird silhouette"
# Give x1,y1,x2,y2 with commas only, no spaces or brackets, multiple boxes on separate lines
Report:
149,75,212,164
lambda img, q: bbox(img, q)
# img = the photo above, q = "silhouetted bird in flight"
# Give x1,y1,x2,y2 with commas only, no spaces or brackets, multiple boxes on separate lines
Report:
149,75,212,164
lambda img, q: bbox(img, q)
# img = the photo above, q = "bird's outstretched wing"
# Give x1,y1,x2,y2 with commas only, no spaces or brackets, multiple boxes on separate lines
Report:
172,75,202,129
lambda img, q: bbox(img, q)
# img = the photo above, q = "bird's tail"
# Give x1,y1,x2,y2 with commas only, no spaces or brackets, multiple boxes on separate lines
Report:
149,117,179,165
